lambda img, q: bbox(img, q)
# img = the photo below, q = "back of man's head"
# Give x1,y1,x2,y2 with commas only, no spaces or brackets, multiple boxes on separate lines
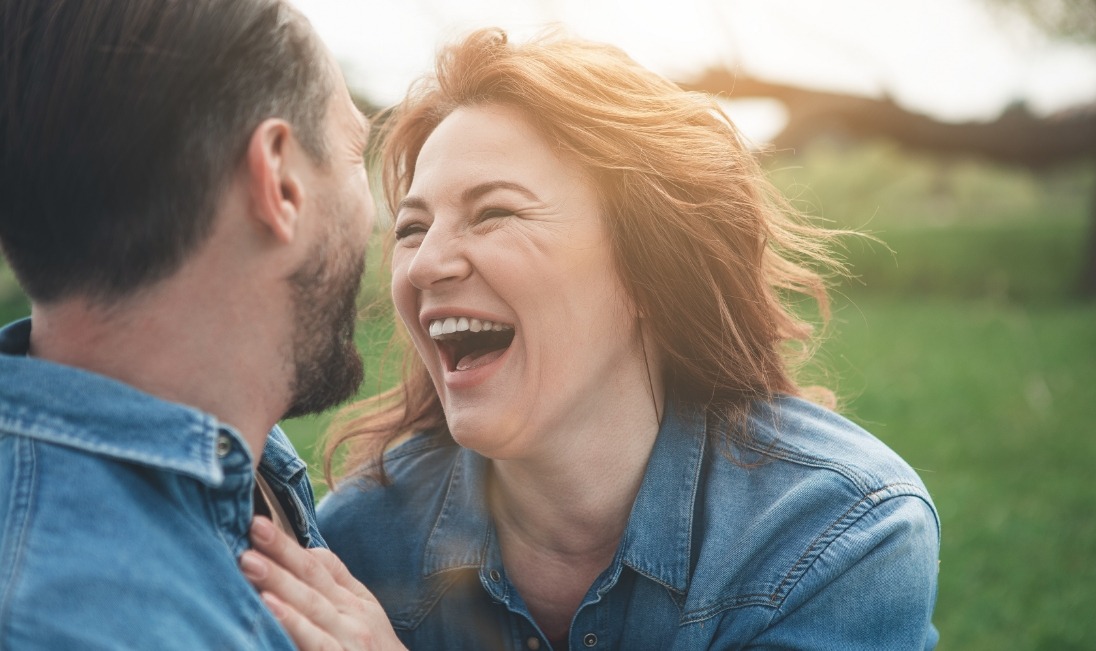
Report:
0,0,332,304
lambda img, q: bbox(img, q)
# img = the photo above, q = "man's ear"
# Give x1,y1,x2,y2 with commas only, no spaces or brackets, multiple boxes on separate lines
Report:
244,118,306,244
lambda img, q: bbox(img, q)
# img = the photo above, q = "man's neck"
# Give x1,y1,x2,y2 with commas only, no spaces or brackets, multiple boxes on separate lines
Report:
29,281,292,466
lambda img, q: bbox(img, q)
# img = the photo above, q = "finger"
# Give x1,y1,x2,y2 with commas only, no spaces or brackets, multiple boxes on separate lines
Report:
264,583,404,651
310,546,378,603
250,517,341,599
240,549,344,636
246,519,405,650
262,591,341,651
250,517,380,608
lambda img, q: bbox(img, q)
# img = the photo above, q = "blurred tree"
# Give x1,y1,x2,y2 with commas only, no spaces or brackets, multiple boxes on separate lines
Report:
687,72,1095,169
984,0,1096,296
689,0,1096,296
983,0,1096,43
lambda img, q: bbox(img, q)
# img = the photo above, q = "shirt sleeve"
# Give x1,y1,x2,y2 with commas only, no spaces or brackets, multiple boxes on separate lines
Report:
739,493,941,650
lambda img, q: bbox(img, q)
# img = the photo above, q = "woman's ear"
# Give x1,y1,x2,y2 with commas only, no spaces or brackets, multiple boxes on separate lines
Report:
244,118,306,244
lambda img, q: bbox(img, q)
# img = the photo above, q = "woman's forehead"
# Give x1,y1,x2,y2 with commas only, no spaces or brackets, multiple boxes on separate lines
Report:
410,105,588,195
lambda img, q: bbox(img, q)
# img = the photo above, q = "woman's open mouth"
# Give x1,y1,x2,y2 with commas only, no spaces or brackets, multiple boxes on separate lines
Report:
429,317,515,372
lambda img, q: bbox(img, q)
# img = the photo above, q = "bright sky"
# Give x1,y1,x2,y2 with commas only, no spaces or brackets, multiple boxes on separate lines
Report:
294,0,1096,141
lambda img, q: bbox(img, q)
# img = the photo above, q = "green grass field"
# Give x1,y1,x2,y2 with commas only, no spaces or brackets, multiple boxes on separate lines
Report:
2,143,1093,648
822,296,1095,649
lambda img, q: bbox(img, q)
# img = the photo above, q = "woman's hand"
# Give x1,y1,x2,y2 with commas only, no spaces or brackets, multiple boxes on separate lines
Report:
240,517,406,651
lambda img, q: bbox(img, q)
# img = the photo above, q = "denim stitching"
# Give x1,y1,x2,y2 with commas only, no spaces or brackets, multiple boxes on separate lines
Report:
677,482,929,625
0,437,37,643
0,407,219,482
770,483,928,605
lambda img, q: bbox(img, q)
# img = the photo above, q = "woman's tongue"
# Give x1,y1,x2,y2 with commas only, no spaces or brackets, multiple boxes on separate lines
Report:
454,347,506,371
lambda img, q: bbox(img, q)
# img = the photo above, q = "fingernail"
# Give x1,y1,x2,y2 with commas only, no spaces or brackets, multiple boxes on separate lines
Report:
262,592,286,620
252,517,275,545
240,551,268,580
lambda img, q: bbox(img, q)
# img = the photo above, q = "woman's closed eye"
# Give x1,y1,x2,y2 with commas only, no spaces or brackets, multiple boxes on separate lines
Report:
395,204,518,243
394,220,428,242
476,206,516,222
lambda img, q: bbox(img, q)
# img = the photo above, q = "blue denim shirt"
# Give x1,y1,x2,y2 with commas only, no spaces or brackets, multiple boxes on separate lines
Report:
320,396,940,650
0,318,325,649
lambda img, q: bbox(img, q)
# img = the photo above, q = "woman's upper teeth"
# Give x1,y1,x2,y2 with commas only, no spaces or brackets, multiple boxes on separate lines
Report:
429,317,514,338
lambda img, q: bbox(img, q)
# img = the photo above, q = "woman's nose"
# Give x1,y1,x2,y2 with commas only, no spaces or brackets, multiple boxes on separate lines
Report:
405,224,472,289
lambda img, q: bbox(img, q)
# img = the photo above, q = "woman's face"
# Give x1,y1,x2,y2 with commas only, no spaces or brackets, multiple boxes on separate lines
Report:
391,104,651,460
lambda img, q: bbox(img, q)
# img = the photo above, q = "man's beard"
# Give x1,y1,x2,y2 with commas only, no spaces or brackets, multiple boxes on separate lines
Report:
282,229,366,420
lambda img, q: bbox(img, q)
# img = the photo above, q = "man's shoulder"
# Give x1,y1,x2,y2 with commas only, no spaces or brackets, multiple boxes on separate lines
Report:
0,435,219,583
0,435,295,649
0,349,231,485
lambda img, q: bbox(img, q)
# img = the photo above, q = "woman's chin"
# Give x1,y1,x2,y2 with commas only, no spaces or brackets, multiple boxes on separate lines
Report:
446,416,528,461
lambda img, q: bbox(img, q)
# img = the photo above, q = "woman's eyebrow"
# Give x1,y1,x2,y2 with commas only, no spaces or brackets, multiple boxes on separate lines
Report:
398,181,540,215
396,196,429,214
462,180,539,204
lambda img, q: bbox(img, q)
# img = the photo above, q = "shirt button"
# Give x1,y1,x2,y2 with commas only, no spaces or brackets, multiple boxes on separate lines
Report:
525,637,541,650
583,633,598,647
215,434,232,458
488,569,501,582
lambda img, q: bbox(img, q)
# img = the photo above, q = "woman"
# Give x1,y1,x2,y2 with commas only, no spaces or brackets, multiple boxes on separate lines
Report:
249,28,940,650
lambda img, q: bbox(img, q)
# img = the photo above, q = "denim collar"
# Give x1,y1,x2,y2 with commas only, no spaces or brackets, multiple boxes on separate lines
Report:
421,401,708,595
423,448,493,576
619,403,707,594
0,318,246,487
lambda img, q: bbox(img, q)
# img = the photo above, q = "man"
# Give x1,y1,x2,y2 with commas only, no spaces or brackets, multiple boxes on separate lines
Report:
0,0,379,647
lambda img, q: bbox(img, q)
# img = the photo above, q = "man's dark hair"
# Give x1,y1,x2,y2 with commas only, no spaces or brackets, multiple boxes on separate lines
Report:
0,0,333,302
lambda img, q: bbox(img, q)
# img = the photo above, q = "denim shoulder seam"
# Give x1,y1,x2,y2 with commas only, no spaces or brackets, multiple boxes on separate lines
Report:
770,482,928,608
0,437,38,642
676,482,929,626
740,439,892,496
